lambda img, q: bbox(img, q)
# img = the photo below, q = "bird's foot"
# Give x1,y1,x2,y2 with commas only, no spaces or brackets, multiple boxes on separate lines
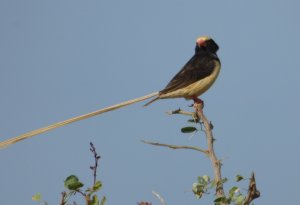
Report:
192,96,204,108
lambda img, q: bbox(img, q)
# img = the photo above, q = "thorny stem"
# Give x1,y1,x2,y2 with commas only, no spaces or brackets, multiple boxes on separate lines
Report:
156,103,225,197
148,103,259,204
194,102,225,198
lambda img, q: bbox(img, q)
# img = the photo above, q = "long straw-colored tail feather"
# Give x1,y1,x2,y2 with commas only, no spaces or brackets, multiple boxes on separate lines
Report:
0,92,158,148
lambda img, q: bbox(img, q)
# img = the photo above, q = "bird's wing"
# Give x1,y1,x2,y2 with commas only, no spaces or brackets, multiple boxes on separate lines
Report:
159,54,218,94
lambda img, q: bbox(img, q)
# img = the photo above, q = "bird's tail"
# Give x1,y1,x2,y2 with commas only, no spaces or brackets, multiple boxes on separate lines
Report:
0,92,159,149
144,97,160,107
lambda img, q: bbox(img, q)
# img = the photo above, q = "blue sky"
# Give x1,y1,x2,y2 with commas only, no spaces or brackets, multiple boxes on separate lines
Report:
1,1,299,204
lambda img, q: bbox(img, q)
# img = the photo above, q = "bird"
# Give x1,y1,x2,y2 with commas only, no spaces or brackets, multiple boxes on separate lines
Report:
0,36,220,148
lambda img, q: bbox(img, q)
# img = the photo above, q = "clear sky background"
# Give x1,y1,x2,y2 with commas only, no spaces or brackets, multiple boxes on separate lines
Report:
1,1,299,204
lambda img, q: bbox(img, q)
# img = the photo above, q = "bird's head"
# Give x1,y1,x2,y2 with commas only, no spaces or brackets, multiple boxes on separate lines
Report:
196,36,219,54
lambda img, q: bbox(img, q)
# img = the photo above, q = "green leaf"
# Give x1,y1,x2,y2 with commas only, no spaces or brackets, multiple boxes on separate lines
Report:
32,193,42,202
100,196,106,205
210,179,216,188
64,175,84,190
229,186,239,197
202,175,210,183
221,177,228,184
86,181,103,194
93,181,102,192
214,196,227,203
192,183,204,199
235,174,244,182
197,176,205,184
88,195,99,205
234,195,245,204
181,126,197,133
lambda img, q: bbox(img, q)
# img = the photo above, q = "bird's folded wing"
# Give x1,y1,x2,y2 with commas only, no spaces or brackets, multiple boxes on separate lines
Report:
160,55,217,94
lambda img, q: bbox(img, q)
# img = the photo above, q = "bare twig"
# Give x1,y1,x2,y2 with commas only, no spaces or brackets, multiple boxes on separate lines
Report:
152,191,167,205
193,103,225,198
142,140,208,155
166,108,195,116
89,142,101,185
243,172,260,205
166,108,201,123
76,189,86,197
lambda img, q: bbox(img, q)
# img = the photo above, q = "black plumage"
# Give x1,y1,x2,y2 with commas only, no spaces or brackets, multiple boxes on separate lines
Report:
145,37,220,106
161,40,219,95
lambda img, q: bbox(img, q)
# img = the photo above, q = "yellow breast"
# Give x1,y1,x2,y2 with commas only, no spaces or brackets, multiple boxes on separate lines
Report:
160,61,221,99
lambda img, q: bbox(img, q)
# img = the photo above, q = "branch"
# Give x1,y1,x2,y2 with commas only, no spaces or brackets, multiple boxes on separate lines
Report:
152,103,260,204
243,172,260,205
166,108,195,116
142,140,208,155
193,103,225,198
152,191,167,205
60,192,67,205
